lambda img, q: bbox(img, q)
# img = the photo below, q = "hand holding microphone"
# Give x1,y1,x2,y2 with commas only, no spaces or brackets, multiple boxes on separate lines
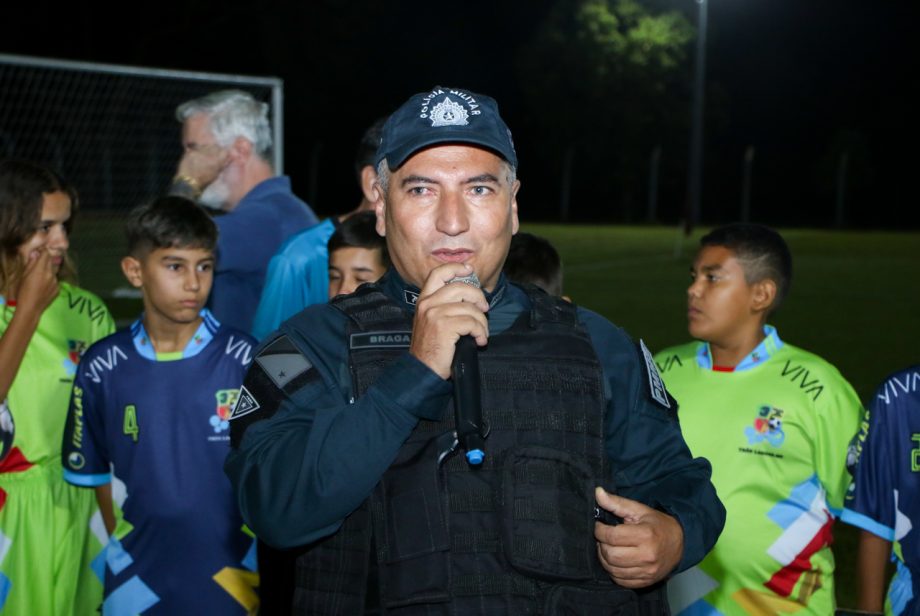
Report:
409,263,489,379
410,263,490,465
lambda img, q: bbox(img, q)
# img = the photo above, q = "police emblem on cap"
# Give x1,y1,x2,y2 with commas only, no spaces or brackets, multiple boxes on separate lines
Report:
430,97,469,127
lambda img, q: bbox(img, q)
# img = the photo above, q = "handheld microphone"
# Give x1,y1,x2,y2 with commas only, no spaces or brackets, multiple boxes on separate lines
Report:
449,272,487,466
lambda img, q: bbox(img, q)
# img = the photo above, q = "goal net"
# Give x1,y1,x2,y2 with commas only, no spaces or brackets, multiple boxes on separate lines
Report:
0,54,282,308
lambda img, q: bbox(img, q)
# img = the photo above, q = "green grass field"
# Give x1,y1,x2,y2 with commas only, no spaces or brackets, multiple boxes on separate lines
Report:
71,218,920,607
522,224,919,399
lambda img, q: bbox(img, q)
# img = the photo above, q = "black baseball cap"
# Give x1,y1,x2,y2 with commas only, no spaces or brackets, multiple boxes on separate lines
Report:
375,86,517,171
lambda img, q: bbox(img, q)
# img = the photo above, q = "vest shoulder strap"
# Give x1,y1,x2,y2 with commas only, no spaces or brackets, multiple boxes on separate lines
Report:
513,283,580,331
330,283,408,330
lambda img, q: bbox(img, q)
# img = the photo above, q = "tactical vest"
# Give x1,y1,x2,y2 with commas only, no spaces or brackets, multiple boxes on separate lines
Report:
291,284,668,615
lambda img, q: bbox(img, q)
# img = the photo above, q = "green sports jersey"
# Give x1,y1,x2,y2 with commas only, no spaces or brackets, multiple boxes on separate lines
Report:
0,283,114,468
655,327,862,616
0,283,114,614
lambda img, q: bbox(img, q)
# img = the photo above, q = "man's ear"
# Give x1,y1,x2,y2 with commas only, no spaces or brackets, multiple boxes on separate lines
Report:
751,279,777,314
374,195,386,237
229,137,252,163
121,256,143,288
360,165,378,206
510,178,521,235
372,179,387,237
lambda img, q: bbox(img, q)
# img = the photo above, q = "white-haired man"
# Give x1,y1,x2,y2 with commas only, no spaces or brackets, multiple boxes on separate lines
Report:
171,89,318,332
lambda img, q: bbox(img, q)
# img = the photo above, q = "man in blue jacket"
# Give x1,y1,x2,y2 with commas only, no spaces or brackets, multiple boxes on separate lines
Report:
171,89,318,332
226,86,724,614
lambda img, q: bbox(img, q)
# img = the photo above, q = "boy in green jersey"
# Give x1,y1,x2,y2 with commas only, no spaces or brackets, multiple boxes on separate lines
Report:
655,224,862,615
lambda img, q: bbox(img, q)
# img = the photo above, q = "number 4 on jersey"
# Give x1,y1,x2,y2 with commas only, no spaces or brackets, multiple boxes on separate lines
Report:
912,433,920,472
124,404,139,442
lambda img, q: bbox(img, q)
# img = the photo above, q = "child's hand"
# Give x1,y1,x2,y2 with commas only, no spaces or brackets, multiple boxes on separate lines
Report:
17,248,59,316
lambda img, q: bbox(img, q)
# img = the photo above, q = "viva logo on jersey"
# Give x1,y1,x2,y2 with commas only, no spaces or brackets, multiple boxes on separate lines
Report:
211,389,239,434
745,405,786,447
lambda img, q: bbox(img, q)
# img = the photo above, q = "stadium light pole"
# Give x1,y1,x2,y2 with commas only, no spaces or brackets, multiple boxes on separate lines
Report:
686,0,708,231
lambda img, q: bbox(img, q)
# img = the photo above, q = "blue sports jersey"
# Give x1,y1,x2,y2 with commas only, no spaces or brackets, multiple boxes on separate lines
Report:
61,311,258,615
843,365,920,616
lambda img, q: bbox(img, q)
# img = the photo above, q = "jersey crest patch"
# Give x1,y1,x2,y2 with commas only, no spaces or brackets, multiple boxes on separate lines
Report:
640,339,671,409
63,339,89,376
212,389,239,433
744,405,786,448
229,386,260,420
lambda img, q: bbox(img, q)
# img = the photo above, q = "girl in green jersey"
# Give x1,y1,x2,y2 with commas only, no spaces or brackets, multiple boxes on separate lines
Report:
0,160,114,614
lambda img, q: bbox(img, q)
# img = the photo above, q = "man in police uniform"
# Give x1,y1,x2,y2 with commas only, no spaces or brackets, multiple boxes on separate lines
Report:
225,86,725,614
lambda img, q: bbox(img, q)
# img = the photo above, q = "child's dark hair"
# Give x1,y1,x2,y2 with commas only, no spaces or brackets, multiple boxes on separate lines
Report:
700,223,793,311
503,232,563,296
125,196,218,257
327,211,389,267
0,159,79,289
354,117,388,179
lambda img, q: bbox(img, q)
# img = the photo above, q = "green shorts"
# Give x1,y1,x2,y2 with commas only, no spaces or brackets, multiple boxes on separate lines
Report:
0,462,104,615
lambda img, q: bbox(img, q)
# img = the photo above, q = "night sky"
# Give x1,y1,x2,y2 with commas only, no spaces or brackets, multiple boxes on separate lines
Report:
2,0,916,227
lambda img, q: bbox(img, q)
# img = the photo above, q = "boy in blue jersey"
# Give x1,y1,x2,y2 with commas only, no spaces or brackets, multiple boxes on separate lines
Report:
843,365,920,615
61,197,258,615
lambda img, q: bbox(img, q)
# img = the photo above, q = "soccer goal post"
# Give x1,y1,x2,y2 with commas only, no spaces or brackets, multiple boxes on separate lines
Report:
0,53,283,305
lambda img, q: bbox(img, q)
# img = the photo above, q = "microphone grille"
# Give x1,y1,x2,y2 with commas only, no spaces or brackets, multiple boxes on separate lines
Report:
448,272,481,289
